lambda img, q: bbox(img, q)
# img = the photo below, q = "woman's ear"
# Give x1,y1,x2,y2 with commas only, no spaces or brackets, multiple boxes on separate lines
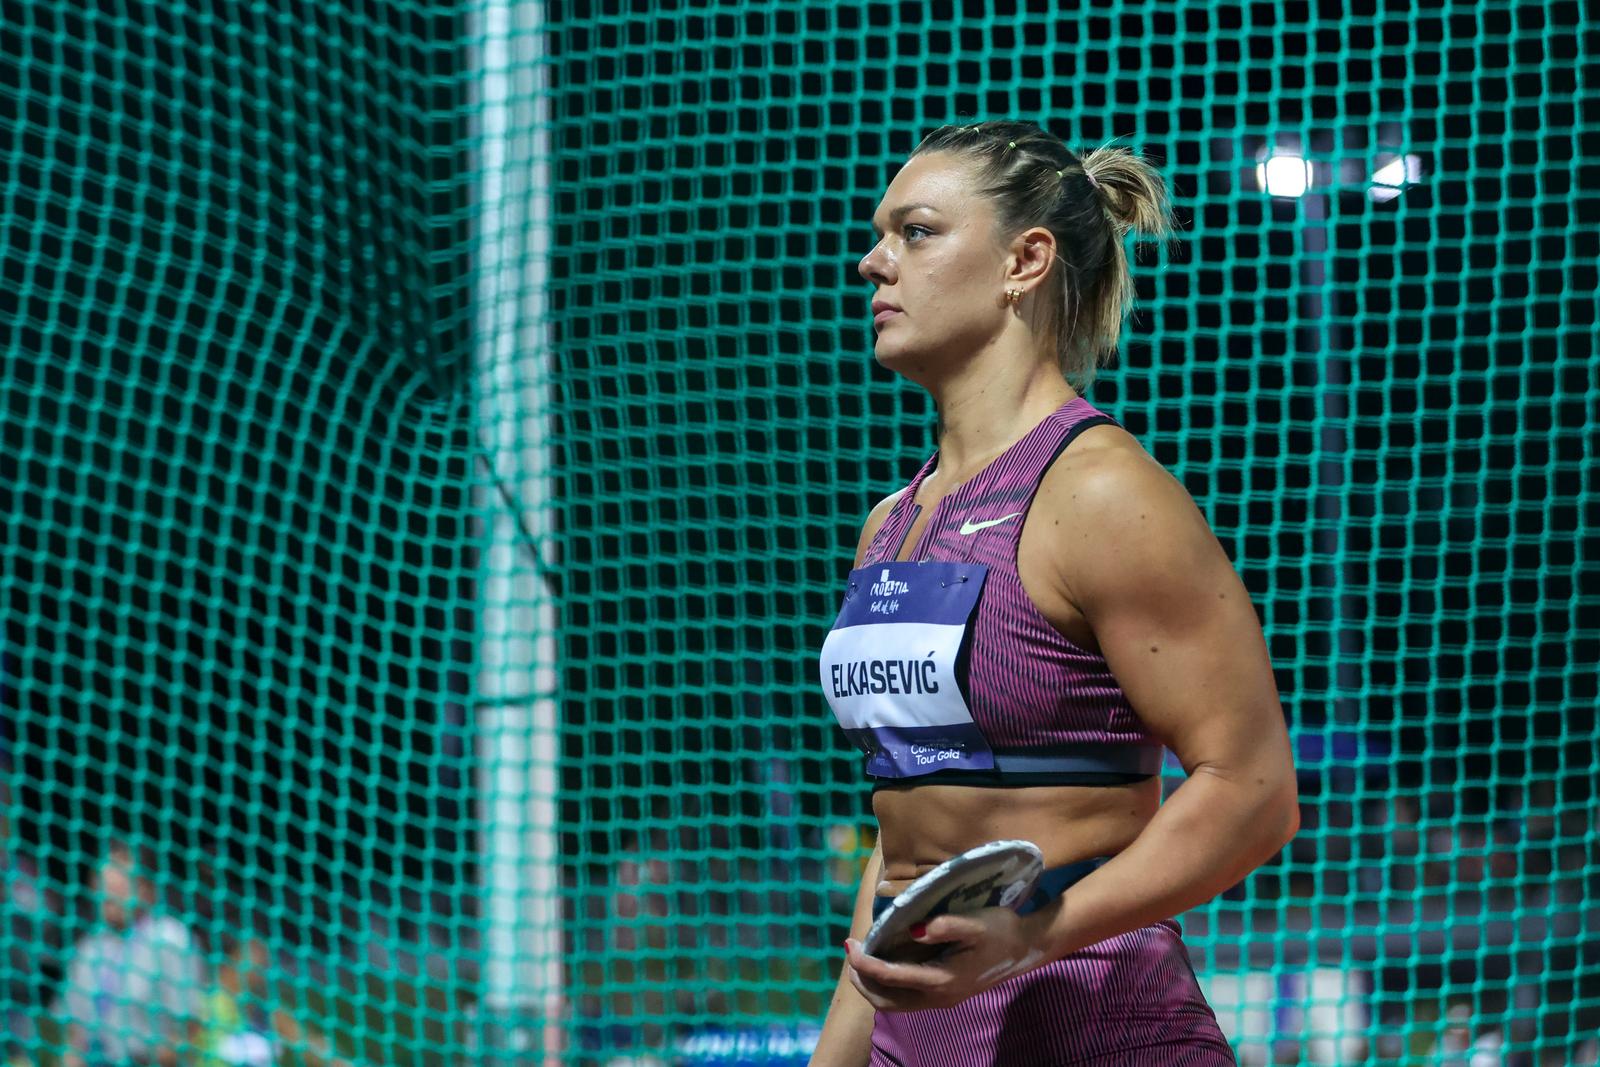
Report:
1007,225,1058,287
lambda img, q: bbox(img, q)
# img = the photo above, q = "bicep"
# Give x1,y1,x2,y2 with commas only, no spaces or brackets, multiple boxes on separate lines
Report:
1060,458,1291,777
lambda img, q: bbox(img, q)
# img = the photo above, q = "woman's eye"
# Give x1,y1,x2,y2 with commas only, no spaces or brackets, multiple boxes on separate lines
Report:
903,225,929,242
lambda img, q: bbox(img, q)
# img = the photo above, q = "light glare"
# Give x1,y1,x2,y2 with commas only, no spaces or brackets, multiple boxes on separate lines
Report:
1256,154,1311,198
1369,153,1423,202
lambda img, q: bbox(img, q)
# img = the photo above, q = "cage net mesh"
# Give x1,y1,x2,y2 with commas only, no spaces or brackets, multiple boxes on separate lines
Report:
1,1,1596,1064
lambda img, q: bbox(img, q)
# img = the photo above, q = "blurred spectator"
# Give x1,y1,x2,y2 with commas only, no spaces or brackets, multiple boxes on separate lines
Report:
824,823,876,893
50,842,204,1067
193,936,352,1067
1366,793,1424,895
1,759,64,1067
1204,968,1369,1066
1432,1002,1506,1067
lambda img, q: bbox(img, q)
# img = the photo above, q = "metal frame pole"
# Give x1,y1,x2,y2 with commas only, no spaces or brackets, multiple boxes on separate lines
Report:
472,0,560,1058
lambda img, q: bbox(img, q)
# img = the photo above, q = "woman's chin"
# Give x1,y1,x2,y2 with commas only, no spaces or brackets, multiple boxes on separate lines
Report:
871,347,935,385
871,333,915,364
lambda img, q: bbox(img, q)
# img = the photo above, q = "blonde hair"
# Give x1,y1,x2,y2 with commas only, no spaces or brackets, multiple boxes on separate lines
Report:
910,123,1175,388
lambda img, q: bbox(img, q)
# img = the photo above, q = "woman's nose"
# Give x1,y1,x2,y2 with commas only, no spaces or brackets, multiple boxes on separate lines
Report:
858,240,893,285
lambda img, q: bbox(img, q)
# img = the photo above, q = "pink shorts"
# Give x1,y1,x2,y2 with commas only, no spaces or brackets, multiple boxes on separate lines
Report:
870,920,1236,1067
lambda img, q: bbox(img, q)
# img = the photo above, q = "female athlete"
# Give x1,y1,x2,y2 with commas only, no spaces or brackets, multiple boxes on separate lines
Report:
811,121,1300,1066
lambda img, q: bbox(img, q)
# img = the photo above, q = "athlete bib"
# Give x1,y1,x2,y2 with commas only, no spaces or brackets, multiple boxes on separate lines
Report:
819,560,992,778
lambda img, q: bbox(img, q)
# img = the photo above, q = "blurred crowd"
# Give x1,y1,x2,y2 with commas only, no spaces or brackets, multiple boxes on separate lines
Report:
587,773,1598,1067
4,751,1595,1067
0,777,353,1067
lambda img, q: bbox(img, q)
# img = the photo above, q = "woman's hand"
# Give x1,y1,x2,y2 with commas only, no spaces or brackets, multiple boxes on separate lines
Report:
843,907,1049,1012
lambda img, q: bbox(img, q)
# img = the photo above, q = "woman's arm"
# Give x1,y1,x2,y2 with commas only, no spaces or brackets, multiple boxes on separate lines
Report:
845,440,1298,1010
809,842,882,1067
1024,443,1299,955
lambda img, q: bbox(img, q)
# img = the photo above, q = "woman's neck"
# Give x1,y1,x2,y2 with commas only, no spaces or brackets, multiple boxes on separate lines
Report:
928,348,1075,476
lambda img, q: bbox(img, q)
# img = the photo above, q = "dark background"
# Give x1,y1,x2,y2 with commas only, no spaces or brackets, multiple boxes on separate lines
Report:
1,0,1596,1059
0,0,479,958
546,0,1597,901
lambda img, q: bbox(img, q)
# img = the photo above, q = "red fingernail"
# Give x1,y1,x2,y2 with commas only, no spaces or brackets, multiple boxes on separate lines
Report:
909,923,927,939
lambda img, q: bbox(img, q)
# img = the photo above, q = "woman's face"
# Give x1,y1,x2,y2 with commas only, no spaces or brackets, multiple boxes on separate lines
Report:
857,151,1013,376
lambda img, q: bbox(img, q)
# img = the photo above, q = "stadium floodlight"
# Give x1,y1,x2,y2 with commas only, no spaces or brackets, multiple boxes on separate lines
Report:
1256,153,1312,198
1369,153,1423,202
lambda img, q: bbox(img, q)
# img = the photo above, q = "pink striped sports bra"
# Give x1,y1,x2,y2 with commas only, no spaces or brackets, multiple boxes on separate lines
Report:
818,397,1165,786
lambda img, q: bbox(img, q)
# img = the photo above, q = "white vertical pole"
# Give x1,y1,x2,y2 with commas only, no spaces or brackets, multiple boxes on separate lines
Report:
471,0,560,1059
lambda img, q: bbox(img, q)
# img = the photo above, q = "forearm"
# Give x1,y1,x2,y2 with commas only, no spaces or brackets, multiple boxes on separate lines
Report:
809,842,882,1067
1029,765,1297,959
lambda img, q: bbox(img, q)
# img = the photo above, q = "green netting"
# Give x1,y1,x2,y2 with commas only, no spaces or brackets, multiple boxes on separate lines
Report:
2,1,1597,1064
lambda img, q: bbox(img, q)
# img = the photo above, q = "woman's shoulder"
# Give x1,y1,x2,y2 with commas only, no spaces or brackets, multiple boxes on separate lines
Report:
1041,421,1176,495
1031,423,1213,564
1020,418,1241,658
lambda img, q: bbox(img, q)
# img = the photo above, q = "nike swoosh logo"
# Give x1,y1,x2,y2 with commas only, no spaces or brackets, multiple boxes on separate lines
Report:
958,512,1023,535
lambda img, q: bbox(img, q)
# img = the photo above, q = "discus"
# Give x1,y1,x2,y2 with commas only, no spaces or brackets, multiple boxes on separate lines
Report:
861,839,1044,963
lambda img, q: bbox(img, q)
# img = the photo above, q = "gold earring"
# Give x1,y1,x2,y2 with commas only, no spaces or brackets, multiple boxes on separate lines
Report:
1006,288,1023,303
